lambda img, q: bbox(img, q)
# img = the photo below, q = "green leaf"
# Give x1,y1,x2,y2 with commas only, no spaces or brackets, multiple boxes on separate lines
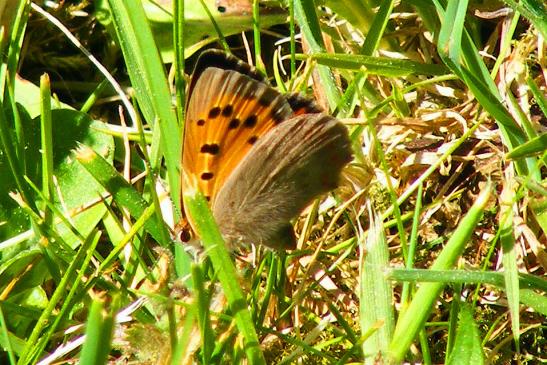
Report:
502,0,547,39
446,305,484,365
500,180,521,348
0,249,44,298
0,108,113,254
519,289,547,316
75,145,167,244
97,0,288,60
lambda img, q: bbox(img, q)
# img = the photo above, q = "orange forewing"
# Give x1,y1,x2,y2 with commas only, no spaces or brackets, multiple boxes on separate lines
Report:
183,64,291,201
182,51,323,202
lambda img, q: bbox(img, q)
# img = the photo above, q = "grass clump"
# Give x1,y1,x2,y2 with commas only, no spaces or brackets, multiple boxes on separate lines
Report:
0,0,545,364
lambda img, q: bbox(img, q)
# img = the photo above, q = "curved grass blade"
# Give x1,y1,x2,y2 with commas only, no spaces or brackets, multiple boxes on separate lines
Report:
388,182,492,362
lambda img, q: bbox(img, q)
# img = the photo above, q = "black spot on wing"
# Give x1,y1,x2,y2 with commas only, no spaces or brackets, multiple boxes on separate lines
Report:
222,105,233,117
201,172,214,180
200,144,220,155
209,107,221,118
228,118,240,129
244,115,258,128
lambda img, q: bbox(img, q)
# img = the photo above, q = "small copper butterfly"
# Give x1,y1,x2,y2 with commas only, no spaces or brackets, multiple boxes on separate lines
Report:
182,50,352,250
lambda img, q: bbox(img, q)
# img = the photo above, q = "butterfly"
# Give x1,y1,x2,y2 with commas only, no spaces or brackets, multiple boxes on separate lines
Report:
182,50,352,250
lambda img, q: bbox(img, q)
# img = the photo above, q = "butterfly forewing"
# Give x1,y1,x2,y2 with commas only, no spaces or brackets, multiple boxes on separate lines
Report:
286,92,323,115
187,50,266,97
183,66,293,201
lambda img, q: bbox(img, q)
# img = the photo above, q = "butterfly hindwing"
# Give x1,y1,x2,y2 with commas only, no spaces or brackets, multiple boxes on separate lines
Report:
212,113,352,250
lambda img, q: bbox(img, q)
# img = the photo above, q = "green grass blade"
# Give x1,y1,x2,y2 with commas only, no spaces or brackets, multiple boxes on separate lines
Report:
431,0,538,177
31,231,102,363
527,75,547,117
400,183,423,307
192,263,215,363
519,289,547,316
75,145,167,244
441,0,468,66
293,0,341,110
79,296,116,365
387,269,547,292
322,0,375,37
0,98,33,207
18,230,101,364
360,210,394,362
183,188,265,364
527,188,547,241
503,0,547,38
499,179,521,351
173,0,185,125
0,303,17,364
39,74,54,225
307,53,448,76
388,182,492,363
506,133,547,159
171,304,197,365
106,0,181,214
361,0,394,56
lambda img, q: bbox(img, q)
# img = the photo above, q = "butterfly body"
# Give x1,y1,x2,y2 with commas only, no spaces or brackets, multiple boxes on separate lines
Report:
183,50,352,250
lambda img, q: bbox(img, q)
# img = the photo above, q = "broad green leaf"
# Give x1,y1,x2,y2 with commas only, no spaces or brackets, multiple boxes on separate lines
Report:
446,305,484,365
